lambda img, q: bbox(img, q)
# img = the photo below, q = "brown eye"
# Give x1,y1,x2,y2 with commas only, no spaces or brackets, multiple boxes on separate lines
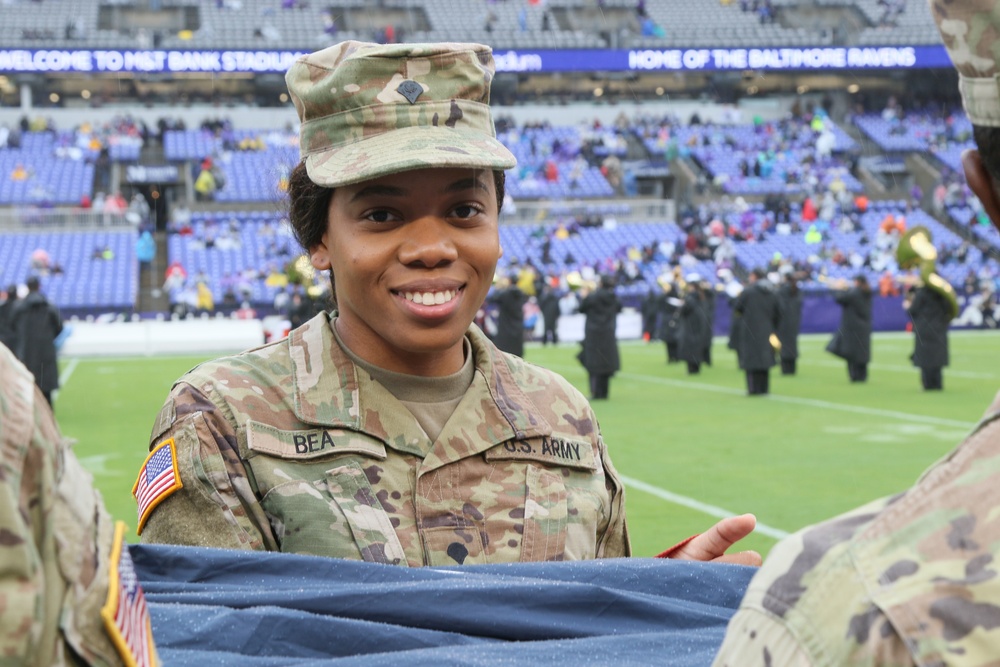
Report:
365,209,398,224
452,204,482,219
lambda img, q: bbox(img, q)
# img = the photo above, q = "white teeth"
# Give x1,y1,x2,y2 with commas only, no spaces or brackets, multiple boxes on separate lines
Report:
403,290,455,305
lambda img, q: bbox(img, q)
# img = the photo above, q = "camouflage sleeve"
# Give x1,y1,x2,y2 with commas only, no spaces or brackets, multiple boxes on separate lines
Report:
0,348,124,666
712,493,910,667
712,608,815,667
139,381,277,551
595,434,630,558
714,579,915,667
55,433,127,665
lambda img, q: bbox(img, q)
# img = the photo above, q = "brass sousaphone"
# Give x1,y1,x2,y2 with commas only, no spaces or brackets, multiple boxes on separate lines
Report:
895,225,959,320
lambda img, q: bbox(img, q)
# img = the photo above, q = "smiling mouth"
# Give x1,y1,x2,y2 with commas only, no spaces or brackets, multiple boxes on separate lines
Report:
399,288,460,305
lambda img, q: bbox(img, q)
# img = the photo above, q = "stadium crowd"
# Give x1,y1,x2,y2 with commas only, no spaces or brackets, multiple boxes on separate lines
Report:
3,93,1000,338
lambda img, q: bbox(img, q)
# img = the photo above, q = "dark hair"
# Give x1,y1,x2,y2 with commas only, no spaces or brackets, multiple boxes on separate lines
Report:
286,161,507,306
751,267,766,280
25,276,40,291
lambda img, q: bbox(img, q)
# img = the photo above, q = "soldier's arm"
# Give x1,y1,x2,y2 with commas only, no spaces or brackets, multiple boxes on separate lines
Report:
138,381,277,551
1,350,131,666
594,435,630,558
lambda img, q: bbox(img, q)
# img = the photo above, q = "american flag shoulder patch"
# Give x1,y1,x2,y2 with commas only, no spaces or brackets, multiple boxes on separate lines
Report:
132,438,183,535
101,521,159,667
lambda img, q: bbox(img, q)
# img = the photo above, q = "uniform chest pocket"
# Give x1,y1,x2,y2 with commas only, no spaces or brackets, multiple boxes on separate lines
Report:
244,421,407,565
483,436,604,562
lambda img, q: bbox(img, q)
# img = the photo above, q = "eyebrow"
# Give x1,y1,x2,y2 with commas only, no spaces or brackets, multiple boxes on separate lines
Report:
447,177,490,195
348,176,489,203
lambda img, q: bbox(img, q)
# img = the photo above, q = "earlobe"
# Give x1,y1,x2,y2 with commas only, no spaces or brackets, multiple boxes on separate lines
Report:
309,243,331,271
962,149,1000,232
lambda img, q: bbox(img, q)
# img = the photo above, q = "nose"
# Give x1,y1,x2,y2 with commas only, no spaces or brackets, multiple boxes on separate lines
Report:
398,216,458,268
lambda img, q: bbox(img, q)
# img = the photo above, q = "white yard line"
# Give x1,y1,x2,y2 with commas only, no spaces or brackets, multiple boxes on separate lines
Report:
551,362,976,428
607,370,978,430
799,357,997,380
619,474,790,540
58,358,79,388
548,361,979,537
744,392,976,429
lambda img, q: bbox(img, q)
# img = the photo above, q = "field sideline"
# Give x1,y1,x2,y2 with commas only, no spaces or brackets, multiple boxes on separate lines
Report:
56,329,1000,558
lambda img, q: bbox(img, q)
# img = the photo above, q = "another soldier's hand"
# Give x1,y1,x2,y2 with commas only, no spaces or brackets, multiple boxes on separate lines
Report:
671,514,762,566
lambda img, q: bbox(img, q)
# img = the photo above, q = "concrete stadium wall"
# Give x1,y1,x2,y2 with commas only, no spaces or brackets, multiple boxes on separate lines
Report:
58,311,644,358
60,317,265,357
550,311,643,342
0,98,789,133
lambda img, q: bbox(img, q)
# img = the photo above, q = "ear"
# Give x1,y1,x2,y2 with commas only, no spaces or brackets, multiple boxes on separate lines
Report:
309,237,331,271
498,244,504,259
962,148,1000,234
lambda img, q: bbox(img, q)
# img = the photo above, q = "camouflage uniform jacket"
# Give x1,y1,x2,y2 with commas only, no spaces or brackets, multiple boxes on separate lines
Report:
140,312,630,566
0,345,124,666
713,396,1000,666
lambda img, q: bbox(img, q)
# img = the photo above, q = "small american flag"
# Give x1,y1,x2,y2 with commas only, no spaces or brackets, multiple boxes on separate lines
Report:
103,521,158,666
133,439,182,534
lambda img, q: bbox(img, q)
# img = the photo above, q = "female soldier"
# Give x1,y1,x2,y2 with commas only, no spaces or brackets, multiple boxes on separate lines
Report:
136,41,757,567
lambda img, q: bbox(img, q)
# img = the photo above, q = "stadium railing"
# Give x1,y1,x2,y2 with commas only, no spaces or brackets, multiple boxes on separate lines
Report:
0,208,129,230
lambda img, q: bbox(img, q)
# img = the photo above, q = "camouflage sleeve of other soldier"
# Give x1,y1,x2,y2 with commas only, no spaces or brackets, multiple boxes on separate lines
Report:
0,342,155,666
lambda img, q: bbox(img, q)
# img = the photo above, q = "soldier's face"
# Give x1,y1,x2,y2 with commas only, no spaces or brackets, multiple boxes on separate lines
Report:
310,167,500,375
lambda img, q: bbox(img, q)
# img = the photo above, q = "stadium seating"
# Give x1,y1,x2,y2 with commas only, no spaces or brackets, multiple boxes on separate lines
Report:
2,94,993,315
0,0,991,314
163,128,299,202
164,213,715,307
948,204,1000,253
0,229,137,311
165,212,301,306
728,201,1000,290
649,117,863,196
0,0,945,51
853,110,973,154
0,132,95,205
1,99,985,314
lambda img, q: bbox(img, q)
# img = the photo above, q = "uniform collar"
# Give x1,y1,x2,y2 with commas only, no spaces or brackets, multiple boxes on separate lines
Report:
287,312,551,454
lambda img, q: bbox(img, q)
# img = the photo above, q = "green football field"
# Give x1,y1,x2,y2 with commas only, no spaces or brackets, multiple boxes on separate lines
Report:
56,330,1000,558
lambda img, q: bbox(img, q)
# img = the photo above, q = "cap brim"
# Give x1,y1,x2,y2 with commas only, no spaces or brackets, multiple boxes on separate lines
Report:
305,125,517,188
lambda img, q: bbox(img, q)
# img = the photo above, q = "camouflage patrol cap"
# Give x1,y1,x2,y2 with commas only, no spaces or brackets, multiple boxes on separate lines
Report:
930,0,1000,126
285,41,517,188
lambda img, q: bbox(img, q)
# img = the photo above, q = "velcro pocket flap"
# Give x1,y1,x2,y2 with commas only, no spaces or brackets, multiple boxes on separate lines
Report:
484,435,596,471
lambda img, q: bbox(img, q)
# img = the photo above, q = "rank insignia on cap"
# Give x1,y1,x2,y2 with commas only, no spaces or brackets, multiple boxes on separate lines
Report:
133,438,183,535
396,79,423,104
102,521,159,667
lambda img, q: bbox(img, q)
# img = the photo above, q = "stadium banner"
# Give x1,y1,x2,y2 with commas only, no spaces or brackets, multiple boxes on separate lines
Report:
0,45,953,75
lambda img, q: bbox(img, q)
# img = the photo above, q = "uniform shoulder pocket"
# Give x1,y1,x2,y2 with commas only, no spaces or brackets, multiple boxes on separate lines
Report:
246,420,387,461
